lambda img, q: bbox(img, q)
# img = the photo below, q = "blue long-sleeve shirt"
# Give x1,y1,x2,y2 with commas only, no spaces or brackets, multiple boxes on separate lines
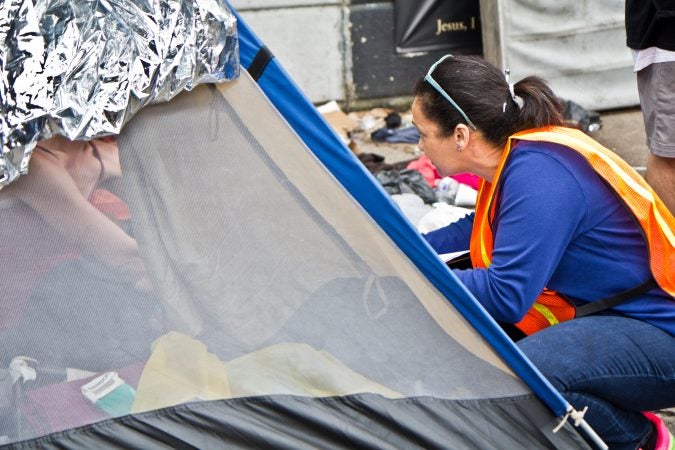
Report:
423,141,675,336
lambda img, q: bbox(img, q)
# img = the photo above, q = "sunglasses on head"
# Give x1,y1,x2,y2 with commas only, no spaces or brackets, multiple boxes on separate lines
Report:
424,55,477,130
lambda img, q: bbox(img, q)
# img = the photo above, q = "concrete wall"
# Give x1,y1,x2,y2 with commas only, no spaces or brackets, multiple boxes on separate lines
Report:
231,1,637,111
230,0,466,108
230,1,348,104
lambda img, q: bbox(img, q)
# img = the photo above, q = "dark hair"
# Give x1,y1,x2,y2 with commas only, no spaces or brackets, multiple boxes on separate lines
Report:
414,55,564,147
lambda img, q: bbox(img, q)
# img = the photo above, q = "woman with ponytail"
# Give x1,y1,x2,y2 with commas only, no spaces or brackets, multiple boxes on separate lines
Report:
413,54,675,450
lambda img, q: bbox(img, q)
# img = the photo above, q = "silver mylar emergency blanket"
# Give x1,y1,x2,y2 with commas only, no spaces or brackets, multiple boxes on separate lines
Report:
0,0,239,188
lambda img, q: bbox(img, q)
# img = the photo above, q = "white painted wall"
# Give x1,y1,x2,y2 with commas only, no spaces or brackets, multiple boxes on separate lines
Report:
230,1,349,103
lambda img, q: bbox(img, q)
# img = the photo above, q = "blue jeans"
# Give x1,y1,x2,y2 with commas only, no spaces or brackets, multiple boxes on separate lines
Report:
518,316,675,450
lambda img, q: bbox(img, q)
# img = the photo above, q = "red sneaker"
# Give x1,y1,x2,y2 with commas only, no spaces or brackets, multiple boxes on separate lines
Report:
643,412,675,450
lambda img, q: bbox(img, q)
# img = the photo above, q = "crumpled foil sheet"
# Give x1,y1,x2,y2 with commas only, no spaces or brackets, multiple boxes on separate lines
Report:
0,0,239,188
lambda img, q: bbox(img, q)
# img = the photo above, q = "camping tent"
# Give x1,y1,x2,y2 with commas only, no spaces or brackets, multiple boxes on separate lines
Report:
0,2,604,449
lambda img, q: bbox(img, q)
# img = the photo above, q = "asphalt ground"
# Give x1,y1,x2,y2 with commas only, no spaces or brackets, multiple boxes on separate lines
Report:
592,107,648,173
352,106,649,173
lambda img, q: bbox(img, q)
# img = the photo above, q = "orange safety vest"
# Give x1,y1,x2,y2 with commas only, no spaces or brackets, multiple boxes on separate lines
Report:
469,126,675,336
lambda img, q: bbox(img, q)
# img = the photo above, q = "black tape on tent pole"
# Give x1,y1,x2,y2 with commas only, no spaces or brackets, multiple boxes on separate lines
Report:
248,45,274,81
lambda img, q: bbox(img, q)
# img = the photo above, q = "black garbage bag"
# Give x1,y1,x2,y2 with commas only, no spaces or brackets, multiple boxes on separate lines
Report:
375,169,437,204
358,152,415,174
384,111,402,129
563,100,602,133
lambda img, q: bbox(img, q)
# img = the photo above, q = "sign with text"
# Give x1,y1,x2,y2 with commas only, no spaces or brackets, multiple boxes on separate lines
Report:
394,0,482,54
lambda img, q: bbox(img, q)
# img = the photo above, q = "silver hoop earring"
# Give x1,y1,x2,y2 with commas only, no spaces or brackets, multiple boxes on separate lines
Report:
456,144,462,152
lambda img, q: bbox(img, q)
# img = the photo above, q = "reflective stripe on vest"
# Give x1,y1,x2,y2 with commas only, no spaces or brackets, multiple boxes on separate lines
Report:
469,126,675,335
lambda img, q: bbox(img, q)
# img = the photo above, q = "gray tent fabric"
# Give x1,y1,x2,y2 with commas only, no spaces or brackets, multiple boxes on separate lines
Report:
117,81,527,398
11,395,582,449
0,54,591,450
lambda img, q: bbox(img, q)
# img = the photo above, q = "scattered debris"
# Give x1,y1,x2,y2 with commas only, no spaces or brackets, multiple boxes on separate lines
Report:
562,100,602,133
317,101,361,153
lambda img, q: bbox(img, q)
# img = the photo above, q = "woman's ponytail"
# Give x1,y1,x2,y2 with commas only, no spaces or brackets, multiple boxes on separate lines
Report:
512,76,565,131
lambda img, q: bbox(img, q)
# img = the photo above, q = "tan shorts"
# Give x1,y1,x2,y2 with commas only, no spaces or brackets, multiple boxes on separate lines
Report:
637,61,675,158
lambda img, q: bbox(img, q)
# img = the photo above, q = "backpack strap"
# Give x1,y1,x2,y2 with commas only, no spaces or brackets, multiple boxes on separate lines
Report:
574,278,658,317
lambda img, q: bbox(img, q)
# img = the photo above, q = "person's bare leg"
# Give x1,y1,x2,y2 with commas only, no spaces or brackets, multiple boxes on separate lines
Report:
645,153,675,215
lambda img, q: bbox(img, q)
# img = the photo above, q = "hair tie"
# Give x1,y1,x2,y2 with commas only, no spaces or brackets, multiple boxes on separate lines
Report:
503,69,523,112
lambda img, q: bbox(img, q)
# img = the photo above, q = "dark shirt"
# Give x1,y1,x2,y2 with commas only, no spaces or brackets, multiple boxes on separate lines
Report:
626,0,675,50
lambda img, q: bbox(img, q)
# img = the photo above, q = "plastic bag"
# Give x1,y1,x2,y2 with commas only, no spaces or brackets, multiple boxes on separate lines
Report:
375,169,438,204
